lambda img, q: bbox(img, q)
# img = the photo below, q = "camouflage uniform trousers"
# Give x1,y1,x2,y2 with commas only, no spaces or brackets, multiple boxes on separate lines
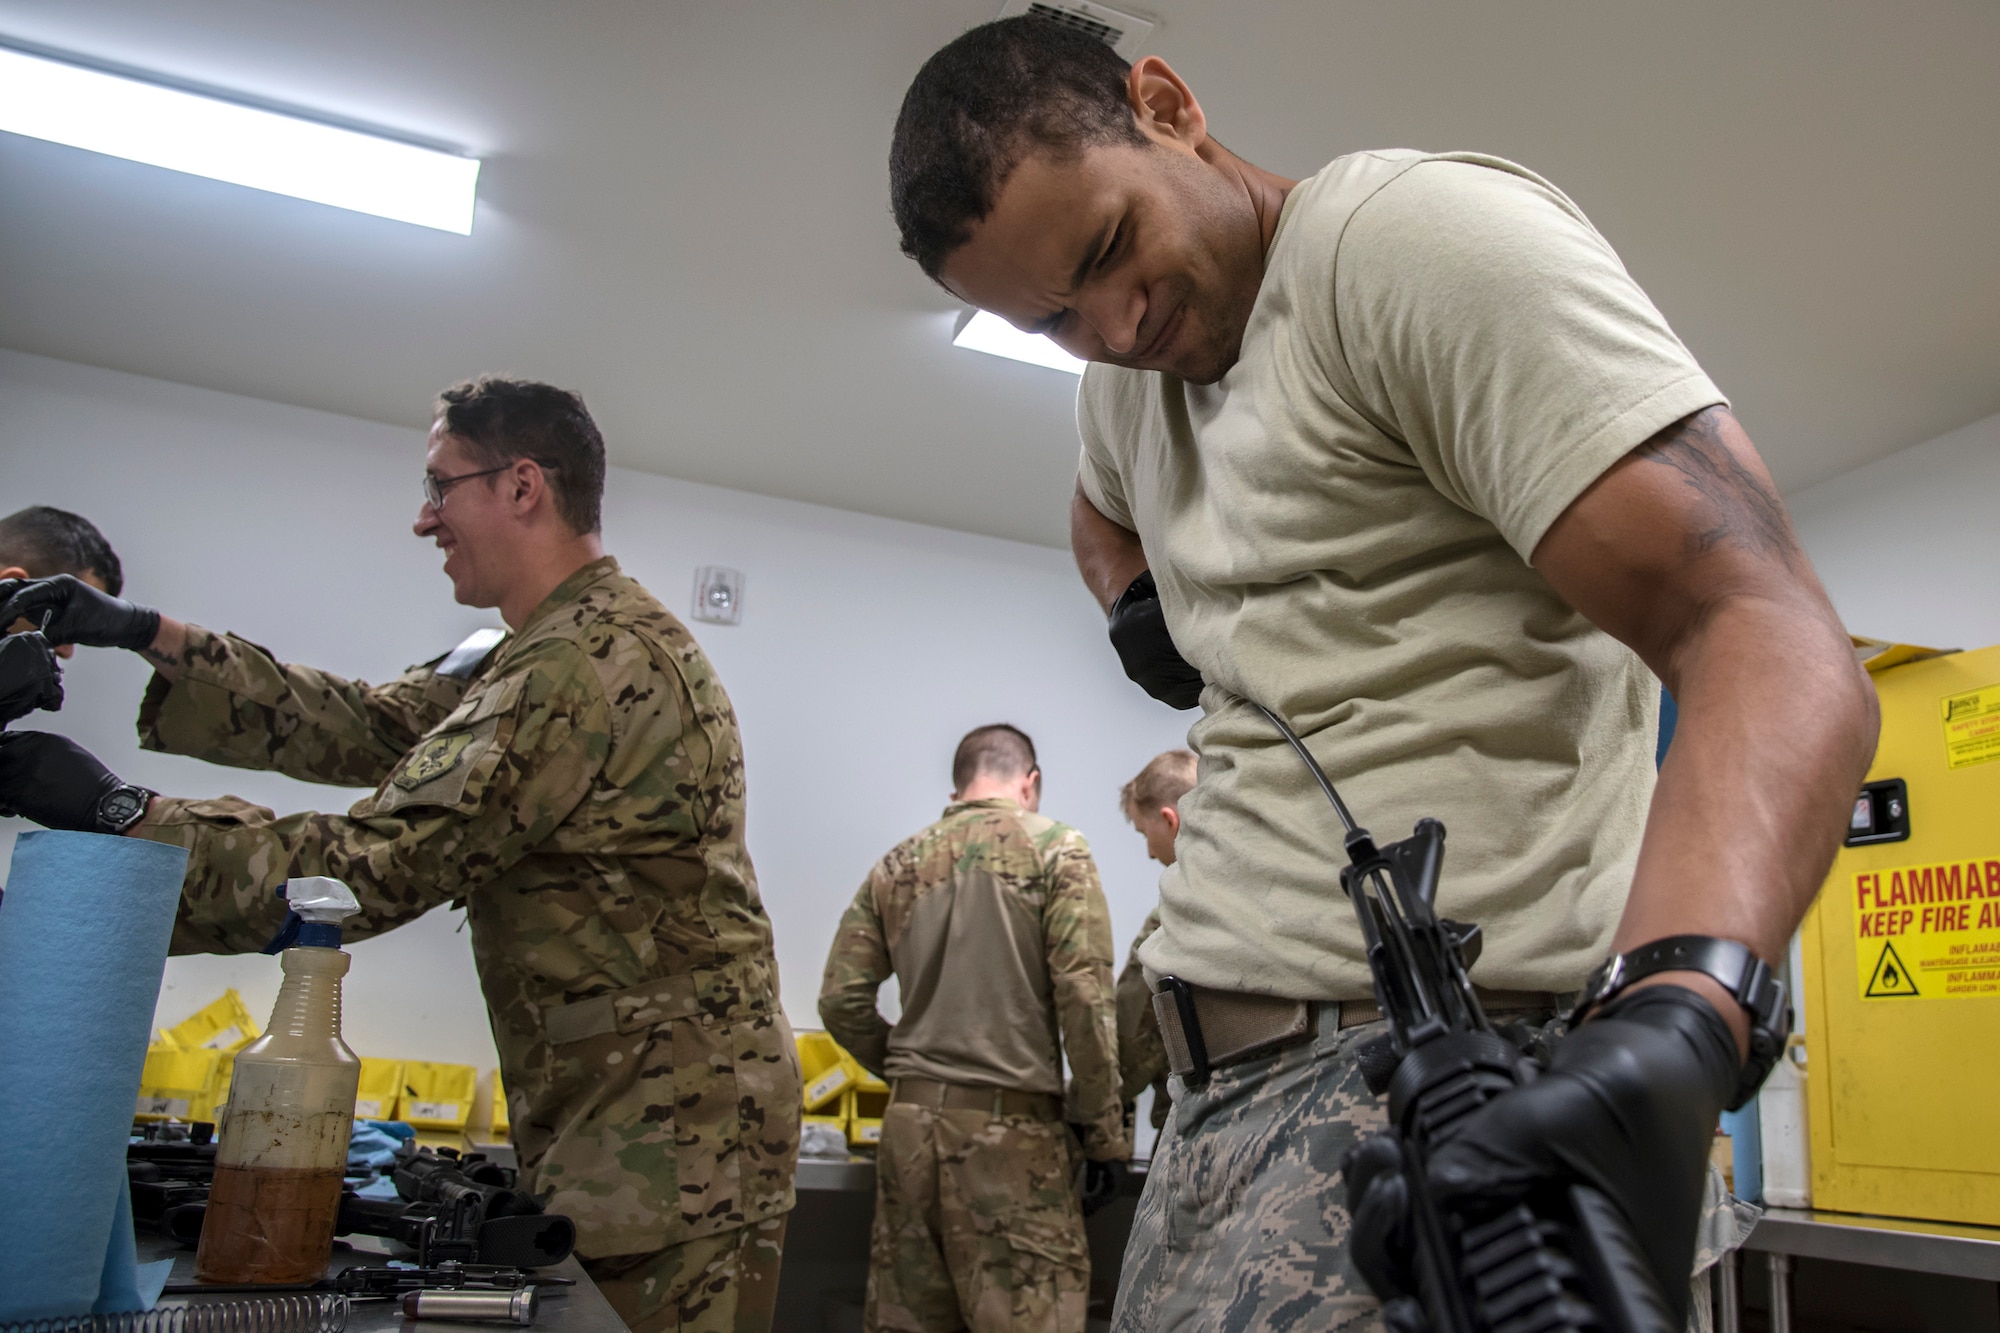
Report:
867,1102,1091,1333
1113,1005,1749,1332
584,1214,789,1333
1112,1004,1399,1333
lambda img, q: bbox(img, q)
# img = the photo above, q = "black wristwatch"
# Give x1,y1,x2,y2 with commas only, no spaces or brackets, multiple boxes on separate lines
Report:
95,782,156,835
1571,934,1792,1110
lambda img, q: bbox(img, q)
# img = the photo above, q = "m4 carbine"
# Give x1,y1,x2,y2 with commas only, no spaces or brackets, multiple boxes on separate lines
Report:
1258,706,1673,1333
337,1143,576,1270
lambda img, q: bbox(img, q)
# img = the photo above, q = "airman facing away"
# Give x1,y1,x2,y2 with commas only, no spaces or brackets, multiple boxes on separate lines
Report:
820,724,1128,1333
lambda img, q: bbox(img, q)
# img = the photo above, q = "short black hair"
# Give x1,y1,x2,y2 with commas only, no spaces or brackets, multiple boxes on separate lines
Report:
891,16,1145,279
434,378,608,536
953,722,1040,793
0,506,124,595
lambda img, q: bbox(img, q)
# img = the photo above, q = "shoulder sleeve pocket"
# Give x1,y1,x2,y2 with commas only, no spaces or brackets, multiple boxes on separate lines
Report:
368,676,522,815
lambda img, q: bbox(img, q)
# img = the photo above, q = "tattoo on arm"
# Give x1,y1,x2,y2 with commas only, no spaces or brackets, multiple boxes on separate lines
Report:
1637,407,1801,567
141,646,180,669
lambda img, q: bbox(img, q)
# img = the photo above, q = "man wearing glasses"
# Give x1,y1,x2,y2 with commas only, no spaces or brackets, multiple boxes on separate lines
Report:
0,378,801,1333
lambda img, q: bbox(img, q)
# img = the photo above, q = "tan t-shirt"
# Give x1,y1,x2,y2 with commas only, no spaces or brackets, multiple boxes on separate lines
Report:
1077,150,1725,1000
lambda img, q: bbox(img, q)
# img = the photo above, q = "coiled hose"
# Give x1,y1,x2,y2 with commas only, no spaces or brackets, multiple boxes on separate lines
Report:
0,1295,346,1333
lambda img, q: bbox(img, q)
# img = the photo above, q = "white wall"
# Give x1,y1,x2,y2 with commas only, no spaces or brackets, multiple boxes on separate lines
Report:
0,350,1188,1096
1789,409,2000,651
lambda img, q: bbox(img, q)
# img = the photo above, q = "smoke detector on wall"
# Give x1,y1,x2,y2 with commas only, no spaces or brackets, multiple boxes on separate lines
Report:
997,0,1157,59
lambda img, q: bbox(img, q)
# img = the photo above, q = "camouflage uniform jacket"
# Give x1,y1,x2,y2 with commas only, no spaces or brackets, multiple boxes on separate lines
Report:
133,557,800,1259
1116,906,1171,1129
818,798,1129,1160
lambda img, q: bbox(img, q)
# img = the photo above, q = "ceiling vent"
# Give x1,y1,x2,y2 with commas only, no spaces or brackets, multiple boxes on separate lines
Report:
997,0,1157,59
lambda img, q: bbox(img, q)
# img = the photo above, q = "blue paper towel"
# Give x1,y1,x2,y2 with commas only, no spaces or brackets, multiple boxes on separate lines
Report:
0,830,187,1320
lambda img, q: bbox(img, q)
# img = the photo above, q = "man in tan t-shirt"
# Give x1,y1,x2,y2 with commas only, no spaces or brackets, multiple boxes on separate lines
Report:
887,17,1877,1332
819,724,1127,1332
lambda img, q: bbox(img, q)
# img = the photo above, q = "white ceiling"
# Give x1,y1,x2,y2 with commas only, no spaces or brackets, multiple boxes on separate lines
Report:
1,1,1995,548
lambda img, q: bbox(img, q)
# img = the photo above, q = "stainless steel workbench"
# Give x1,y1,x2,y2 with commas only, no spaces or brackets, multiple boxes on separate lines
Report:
137,1232,627,1333
1721,1207,2000,1332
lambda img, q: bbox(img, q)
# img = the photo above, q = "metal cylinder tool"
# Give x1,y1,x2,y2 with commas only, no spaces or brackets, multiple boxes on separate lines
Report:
398,1289,539,1326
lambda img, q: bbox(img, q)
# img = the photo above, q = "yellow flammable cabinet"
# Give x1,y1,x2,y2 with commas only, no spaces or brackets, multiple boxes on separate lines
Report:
1802,641,2000,1224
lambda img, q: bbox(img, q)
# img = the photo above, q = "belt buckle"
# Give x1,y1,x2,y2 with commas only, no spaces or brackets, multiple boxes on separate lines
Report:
1160,976,1211,1089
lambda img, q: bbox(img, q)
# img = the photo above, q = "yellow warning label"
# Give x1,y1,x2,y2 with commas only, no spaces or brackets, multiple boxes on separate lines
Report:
1942,683,2000,770
1864,941,1920,997
1852,857,2000,1000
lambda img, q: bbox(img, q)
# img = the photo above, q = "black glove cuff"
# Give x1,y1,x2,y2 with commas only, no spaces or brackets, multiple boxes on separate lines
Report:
1106,572,1205,710
122,606,162,654
1575,935,1792,1109
1590,984,1740,1112
1109,570,1158,618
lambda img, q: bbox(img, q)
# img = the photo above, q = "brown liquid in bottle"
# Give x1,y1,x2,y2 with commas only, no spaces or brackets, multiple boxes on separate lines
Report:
194,1162,346,1284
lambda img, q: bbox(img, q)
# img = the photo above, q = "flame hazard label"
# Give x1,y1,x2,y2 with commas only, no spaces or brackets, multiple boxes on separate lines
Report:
1852,857,2000,1000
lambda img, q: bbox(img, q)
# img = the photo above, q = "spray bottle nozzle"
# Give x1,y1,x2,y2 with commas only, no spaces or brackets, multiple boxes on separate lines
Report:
260,877,362,953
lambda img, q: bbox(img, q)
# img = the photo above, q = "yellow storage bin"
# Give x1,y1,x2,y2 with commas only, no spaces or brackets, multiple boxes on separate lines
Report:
491,1068,510,1138
796,1031,855,1112
196,1050,240,1124
1803,641,2000,1224
400,1060,478,1132
164,989,260,1055
353,1057,405,1121
843,1056,889,1148
803,1106,849,1139
136,1044,220,1122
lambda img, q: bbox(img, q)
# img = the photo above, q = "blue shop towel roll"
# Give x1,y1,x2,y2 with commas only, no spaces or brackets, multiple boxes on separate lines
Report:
0,830,187,1320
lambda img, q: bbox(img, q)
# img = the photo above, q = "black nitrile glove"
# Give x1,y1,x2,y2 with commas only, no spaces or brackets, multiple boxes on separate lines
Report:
1344,988,1734,1325
1343,1133,1416,1307
0,574,160,652
1355,986,1736,1327
1107,571,1203,710
1079,1157,1127,1218
0,731,125,830
0,631,64,725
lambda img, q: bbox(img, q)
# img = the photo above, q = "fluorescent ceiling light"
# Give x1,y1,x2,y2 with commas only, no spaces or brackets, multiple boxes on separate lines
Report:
953,309,1086,375
0,44,480,233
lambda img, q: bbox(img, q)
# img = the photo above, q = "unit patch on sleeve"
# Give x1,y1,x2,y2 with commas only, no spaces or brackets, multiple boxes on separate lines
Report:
394,731,476,790
1852,855,2000,1000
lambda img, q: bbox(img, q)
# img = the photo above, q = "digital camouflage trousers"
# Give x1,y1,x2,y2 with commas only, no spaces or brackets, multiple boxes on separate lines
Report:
866,1101,1091,1332
1112,1006,1401,1333
584,1214,789,1333
1112,1005,1747,1333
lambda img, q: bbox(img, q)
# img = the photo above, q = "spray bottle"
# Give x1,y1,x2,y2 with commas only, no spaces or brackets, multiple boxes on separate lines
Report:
195,877,363,1284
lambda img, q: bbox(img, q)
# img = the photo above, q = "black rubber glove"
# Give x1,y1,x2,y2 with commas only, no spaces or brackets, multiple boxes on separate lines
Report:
0,574,161,652
1079,1157,1127,1218
0,731,125,830
1107,571,1203,710
0,631,64,725
1345,988,1735,1326
1392,986,1737,1326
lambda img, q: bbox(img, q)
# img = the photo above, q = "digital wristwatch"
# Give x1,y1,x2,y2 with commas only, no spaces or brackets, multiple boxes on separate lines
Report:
94,782,156,835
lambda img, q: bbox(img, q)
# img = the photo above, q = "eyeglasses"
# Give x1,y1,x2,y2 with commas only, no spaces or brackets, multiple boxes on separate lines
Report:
421,465,512,510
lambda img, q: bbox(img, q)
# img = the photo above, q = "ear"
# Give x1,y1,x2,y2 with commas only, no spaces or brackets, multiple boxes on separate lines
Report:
506,458,549,516
0,566,29,582
1126,57,1208,153
1159,805,1181,836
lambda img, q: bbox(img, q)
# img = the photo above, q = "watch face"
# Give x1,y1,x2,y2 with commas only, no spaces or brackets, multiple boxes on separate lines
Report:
100,786,147,829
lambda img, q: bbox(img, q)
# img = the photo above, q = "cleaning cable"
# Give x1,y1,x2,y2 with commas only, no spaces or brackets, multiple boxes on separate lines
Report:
1254,703,1358,833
